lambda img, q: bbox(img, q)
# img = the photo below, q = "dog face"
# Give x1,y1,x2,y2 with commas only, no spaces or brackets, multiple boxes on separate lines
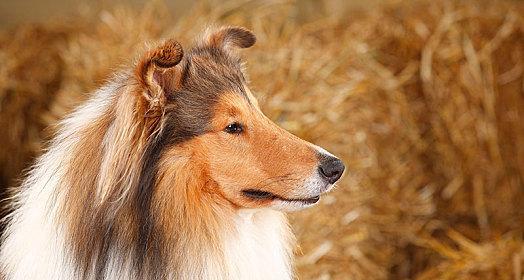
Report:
139,27,344,211
200,90,345,211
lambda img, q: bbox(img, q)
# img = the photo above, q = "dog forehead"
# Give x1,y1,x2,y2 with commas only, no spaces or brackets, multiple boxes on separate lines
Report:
182,47,245,91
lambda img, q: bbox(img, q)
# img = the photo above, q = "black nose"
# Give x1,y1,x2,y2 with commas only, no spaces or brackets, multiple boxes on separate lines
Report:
318,156,345,184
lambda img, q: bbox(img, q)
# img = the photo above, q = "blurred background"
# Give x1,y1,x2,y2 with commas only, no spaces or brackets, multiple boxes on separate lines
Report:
0,0,523,279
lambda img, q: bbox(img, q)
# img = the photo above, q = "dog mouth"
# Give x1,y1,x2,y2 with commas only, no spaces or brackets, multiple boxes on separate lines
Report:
242,189,321,204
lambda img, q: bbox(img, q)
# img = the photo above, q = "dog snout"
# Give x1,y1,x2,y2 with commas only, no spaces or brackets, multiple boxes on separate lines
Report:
318,156,345,184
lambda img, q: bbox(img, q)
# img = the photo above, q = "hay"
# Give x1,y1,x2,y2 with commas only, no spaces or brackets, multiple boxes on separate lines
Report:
0,0,523,278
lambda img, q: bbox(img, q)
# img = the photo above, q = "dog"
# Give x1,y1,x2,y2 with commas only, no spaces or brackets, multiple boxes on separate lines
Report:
0,26,344,280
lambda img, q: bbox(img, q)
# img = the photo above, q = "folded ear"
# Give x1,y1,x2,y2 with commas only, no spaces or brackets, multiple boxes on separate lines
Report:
136,39,184,113
205,26,256,51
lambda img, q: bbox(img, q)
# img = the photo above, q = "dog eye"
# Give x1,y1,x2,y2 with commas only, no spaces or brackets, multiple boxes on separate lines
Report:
224,122,243,134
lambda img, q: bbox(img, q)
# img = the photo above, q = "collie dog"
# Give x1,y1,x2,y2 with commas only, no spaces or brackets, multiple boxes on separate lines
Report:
0,27,344,280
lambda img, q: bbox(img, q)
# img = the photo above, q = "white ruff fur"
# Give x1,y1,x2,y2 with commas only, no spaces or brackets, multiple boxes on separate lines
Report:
0,85,295,280
223,209,294,280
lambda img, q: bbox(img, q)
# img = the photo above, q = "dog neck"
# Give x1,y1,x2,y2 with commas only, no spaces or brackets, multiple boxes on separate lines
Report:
223,208,295,280
151,156,295,279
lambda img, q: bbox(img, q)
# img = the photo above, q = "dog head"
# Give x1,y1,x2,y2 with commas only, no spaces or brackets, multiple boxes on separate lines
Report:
137,27,345,211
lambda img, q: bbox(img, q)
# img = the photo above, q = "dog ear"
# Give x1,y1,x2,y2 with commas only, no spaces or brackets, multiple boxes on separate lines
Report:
136,39,184,113
205,26,256,51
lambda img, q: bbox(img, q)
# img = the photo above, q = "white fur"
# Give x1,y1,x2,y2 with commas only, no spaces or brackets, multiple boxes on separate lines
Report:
0,85,116,279
222,209,294,280
312,144,336,159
